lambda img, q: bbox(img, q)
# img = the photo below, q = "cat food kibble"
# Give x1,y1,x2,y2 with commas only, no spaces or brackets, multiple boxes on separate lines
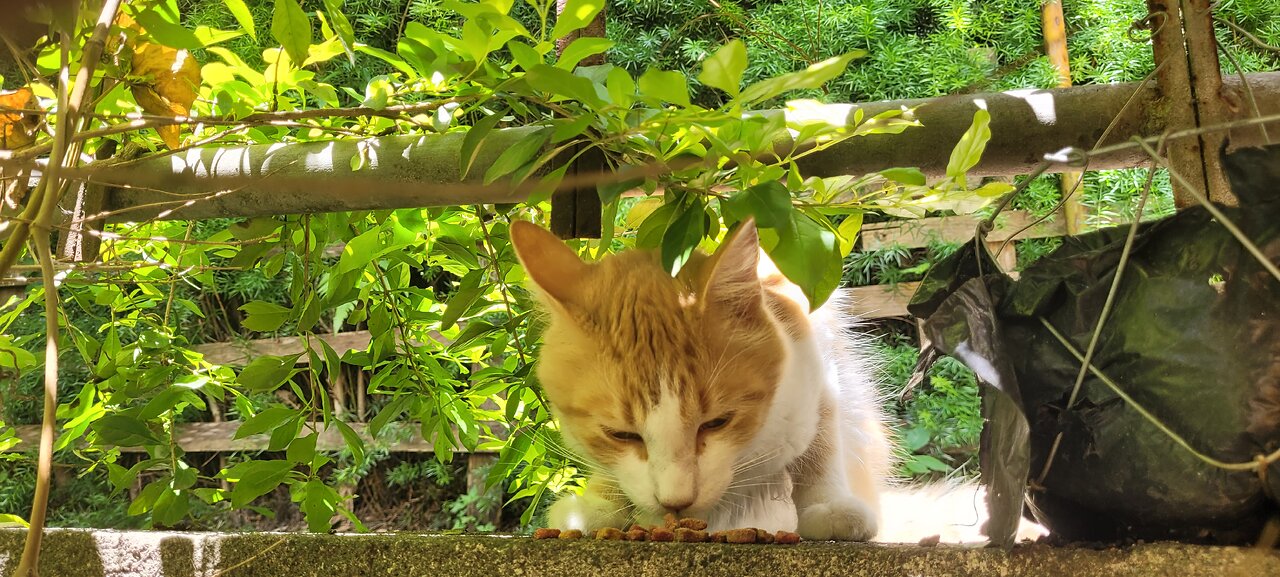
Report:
674,527,709,542
649,527,675,542
595,527,625,540
723,528,759,544
774,531,801,545
531,519,801,545
677,518,709,530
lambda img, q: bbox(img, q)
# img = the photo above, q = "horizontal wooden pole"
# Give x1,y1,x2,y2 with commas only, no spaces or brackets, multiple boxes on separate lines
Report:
88,73,1280,222
796,72,1280,180
9,421,497,454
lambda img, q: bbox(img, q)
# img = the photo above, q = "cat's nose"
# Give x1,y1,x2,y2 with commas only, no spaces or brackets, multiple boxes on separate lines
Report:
659,498,694,513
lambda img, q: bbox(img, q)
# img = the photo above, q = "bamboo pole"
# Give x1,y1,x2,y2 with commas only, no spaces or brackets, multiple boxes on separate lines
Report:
1042,0,1088,234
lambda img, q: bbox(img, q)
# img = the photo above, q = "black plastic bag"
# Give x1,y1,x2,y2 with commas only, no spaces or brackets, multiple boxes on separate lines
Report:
910,144,1280,545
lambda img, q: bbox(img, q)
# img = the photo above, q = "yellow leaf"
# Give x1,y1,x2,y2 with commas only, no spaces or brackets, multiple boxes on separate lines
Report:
0,88,41,150
130,41,202,149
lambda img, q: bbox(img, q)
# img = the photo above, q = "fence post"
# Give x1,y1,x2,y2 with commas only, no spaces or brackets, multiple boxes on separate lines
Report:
1146,0,1235,208
1042,0,1088,234
550,0,605,239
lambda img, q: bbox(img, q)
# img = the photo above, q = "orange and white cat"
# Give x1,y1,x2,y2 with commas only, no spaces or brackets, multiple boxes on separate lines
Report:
510,217,892,540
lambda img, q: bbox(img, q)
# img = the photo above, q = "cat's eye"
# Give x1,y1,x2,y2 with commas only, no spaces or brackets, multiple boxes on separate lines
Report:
700,415,732,432
606,429,643,443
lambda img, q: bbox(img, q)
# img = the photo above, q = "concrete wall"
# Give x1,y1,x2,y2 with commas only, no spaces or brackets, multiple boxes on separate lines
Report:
1,529,1276,577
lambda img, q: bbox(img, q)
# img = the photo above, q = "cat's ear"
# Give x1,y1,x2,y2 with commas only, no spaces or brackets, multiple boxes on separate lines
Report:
509,220,591,307
702,218,764,310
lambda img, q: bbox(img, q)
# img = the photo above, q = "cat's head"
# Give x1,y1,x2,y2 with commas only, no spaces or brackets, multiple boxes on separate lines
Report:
510,219,793,519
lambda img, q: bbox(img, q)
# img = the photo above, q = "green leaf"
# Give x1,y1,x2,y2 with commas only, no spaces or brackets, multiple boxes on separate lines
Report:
92,415,162,446
637,69,690,107
524,64,604,107
722,182,793,229
224,0,256,40
287,432,318,464
235,407,302,439
698,40,747,99
550,113,595,144
880,167,927,187
738,51,864,104
239,301,292,332
769,211,843,309
946,109,992,179
460,111,505,179
333,420,366,465
974,181,1016,198
362,75,392,110
913,454,952,473
139,386,199,420
227,460,295,508
356,45,416,78
660,200,706,276
153,485,190,526
555,37,613,70
904,427,931,452
550,0,605,40
483,128,550,184
440,269,485,330
237,354,302,392
605,66,635,108
0,514,28,528
836,211,863,256
320,0,356,63
272,0,313,66
507,40,544,71
336,228,382,275
133,9,203,50
301,479,340,532
597,175,643,205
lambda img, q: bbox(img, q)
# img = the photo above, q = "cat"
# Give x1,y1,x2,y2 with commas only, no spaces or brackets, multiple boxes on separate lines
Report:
509,217,893,540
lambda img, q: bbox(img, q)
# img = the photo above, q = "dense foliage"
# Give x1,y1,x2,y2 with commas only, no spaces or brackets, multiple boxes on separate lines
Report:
0,0,1274,534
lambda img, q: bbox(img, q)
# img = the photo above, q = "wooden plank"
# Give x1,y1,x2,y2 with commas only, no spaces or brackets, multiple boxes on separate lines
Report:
860,210,1066,251
9,421,497,454
191,330,449,367
191,331,375,366
843,282,920,319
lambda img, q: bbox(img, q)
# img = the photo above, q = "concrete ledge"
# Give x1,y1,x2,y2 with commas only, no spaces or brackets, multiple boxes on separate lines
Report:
1,529,1275,577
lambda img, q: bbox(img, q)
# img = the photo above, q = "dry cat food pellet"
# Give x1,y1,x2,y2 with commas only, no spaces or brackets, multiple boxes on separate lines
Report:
649,527,675,542
625,528,649,541
533,528,561,539
723,528,758,544
595,527,625,540
663,513,679,529
774,531,801,545
627,524,648,533
677,518,709,530
674,527,709,542
918,534,941,547
558,529,583,540
710,531,727,543
755,529,775,544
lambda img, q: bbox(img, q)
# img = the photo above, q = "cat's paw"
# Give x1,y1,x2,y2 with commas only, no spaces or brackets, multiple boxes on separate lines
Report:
796,496,878,541
547,492,628,532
